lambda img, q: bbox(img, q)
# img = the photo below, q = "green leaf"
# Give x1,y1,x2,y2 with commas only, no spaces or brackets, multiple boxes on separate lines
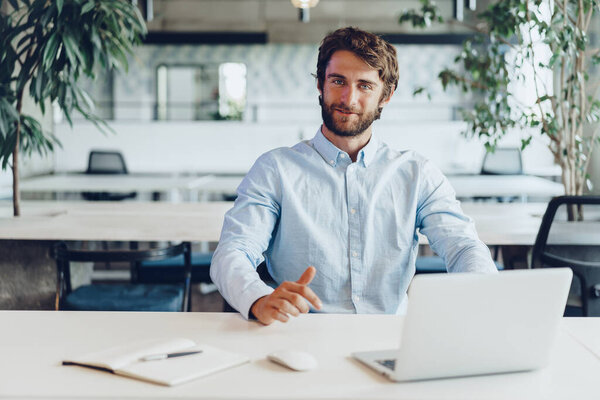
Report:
81,1,95,15
7,0,19,11
56,0,63,14
42,32,60,70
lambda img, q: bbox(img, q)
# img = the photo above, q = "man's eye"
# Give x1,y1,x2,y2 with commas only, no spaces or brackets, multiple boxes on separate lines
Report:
332,79,344,85
360,84,372,90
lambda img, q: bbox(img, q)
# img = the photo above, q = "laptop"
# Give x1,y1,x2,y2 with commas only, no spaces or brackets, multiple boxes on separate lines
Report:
352,268,572,382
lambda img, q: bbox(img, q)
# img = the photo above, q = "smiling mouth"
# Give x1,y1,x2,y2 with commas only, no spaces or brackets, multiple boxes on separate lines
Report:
335,108,358,116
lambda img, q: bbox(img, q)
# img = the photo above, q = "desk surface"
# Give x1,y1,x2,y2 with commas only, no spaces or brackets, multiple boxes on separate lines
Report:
0,311,599,399
1,201,596,246
190,175,565,199
1,201,597,246
0,201,232,242
447,175,564,198
15,173,213,193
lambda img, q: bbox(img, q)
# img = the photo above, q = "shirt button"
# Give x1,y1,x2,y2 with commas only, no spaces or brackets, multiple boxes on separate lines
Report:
329,160,334,165
354,295,360,302
340,154,346,158
352,251,359,258
350,208,356,214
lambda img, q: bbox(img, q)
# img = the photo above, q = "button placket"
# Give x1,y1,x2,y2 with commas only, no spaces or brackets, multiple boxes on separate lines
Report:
346,164,363,312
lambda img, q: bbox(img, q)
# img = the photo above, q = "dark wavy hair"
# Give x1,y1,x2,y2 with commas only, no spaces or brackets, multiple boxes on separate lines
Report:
316,27,399,101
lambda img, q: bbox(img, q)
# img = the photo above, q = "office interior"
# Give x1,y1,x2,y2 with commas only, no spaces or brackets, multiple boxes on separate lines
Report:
2,1,600,397
1,0,599,309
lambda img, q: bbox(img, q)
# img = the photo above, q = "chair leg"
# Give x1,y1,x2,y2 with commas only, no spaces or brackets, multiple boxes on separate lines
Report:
583,268,600,316
182,242,192,312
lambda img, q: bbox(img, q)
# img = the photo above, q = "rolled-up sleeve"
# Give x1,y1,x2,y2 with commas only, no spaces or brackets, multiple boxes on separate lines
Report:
210,153,282,319
416,160,497,274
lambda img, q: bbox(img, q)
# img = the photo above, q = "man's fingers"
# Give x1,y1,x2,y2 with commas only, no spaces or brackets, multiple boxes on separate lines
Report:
270,307,289,323
296,266,316,285
283,282,322,310
278,290,309,313
273,298,301,317
295,266,316,285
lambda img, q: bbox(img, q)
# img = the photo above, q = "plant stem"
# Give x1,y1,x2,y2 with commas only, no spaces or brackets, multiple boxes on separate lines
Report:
13,91,23,217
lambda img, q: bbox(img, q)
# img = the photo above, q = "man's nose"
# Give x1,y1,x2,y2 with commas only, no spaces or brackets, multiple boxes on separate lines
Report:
341,86,358,106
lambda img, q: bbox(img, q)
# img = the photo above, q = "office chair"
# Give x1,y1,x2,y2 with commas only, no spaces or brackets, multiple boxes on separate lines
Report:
531,196,600,316
477,146,524,204
480,147,523,175
137,251,213,284
81,150,137,201
53,242,192,312
415,255,504,274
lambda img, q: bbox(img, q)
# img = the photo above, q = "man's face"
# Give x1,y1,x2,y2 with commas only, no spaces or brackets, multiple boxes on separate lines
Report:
319,50,391,137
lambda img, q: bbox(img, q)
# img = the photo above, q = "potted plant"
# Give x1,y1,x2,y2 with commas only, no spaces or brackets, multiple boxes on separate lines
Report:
400,0,600,218
0,0,146,216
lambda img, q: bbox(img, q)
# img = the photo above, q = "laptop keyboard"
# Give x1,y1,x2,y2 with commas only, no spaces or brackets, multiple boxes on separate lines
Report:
375,359,396,371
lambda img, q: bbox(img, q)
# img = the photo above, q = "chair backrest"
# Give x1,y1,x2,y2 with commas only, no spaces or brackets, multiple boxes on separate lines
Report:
52,242,192,311
480,147,523,175
86,150,128,174
531,196,600,315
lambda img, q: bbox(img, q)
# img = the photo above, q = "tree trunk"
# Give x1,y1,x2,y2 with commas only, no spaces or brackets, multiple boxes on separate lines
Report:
13,93,23,217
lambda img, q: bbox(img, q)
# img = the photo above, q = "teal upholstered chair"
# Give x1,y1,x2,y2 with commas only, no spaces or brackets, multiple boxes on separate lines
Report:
137,251,213,284
416,256,504,274
53,242,192,311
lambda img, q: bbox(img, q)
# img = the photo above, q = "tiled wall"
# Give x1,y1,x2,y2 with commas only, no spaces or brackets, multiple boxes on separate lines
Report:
90,43,467,123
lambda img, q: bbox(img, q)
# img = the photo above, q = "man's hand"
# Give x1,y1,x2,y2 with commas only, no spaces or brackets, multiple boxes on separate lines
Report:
250,266,322,325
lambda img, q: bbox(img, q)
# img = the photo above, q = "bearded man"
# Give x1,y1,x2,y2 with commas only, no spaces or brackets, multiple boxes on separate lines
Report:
210,27,497,325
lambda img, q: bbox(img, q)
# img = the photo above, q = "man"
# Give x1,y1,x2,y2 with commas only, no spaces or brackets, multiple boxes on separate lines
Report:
210,27,497,325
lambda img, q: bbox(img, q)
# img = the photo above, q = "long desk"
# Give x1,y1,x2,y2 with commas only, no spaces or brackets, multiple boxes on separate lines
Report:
193,174,565,201
13,173,214,201
3,201,598,309
1,311,599,399
447,175,564,199
0,201,231,242
0,201,566,245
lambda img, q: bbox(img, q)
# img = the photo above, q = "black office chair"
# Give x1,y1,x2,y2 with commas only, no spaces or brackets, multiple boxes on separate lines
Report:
531,196,600,316
53,242,192,312
81,150,137,201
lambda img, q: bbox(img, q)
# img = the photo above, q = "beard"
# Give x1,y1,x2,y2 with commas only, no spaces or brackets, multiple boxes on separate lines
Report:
320,96,382,137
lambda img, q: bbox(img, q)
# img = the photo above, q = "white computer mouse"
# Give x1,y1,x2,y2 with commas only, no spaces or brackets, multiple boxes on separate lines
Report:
267,350,318,371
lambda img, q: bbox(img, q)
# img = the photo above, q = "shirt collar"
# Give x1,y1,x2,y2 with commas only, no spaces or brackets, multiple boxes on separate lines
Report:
311,127,379,168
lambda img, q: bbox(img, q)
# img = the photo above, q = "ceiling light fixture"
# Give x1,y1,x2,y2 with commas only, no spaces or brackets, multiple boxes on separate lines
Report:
291,0,319,23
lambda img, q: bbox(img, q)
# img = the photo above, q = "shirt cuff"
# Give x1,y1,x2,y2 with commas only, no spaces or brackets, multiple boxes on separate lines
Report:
239,283,275,320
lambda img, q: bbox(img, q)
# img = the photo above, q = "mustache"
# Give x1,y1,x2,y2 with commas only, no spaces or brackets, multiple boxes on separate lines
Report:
330,104,361,115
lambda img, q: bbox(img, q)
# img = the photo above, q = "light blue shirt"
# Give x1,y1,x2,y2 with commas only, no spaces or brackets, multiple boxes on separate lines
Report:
210,128,497,319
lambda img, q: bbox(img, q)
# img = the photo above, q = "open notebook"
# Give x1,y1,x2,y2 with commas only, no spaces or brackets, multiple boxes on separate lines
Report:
63,338,249,386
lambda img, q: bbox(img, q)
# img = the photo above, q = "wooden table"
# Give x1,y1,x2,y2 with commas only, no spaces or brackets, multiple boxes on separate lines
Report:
0,311,599,399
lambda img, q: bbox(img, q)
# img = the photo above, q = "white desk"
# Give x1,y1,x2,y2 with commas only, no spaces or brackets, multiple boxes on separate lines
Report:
0,311,599,399
0,201,572,246
190,174,565,201
0,201,232,242
14,173,214,201
3,200,598,248
447,175,564,199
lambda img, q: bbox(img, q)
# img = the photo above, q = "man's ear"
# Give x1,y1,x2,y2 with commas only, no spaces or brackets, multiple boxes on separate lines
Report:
379,88,395,108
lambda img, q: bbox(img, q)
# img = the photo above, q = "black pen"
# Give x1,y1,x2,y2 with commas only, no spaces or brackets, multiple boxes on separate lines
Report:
139,350,203,362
